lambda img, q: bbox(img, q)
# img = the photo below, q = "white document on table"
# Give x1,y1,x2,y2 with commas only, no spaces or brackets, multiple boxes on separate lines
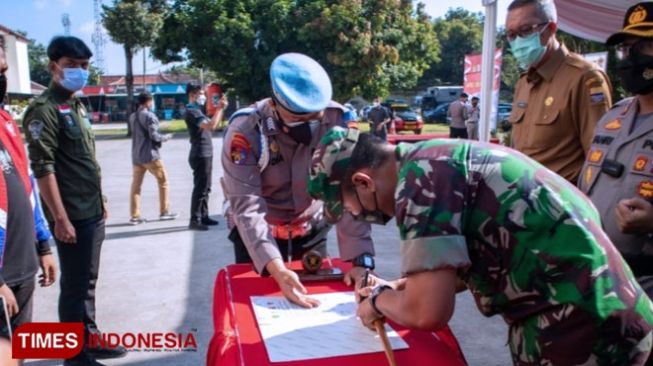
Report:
250,291,409,362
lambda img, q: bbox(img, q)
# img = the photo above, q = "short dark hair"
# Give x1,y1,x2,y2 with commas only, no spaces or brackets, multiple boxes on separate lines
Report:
472,96,479,101
138,91,153,105
47,36,92,61
460,93,468,98
343,133,392,192
508,0,557,23
186,83,201,96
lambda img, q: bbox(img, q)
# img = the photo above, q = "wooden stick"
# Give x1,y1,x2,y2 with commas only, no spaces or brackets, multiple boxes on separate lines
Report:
373,319,397,366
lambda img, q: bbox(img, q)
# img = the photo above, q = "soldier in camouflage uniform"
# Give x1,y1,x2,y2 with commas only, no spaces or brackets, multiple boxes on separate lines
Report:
308,127,653,365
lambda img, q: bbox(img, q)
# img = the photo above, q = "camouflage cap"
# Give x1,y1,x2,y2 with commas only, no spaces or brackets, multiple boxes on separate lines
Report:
308,126,360,222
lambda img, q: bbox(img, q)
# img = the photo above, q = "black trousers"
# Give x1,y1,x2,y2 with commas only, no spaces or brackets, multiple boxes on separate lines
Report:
189,155,213,223
56,215,104,360
449,127,468,139
0,278,35,339
229,222,330,271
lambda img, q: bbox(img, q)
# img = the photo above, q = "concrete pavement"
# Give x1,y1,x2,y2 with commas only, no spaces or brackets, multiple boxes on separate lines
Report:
25,131,512,366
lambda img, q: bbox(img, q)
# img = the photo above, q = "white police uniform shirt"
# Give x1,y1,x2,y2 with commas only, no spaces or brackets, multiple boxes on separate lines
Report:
221,98,374,273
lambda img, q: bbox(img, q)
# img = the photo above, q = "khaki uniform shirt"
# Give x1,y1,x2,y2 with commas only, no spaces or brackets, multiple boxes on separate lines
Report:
221,99,374,272
23,82,103,222
579,97,653,259
509,44,612,183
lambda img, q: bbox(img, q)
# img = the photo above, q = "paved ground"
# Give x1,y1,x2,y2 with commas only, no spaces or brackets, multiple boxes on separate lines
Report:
25,130,512,366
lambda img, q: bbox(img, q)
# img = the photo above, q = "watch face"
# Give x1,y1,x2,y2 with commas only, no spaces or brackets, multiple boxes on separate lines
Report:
363,257,373,267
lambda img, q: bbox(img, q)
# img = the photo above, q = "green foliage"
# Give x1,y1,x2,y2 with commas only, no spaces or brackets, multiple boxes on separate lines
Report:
27,39,50,86
418,8,483,88
102,0,165,120
152,0,439,101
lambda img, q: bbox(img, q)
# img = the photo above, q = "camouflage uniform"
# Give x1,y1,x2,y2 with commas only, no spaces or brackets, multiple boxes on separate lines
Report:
310,129,653,365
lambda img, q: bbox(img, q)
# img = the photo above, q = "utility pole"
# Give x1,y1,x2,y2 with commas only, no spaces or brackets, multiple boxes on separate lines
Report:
61,14,71,35
91,0,106,73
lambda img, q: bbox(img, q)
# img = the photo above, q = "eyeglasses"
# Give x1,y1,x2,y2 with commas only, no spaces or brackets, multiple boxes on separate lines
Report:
505,22,549,42
617,40,653,60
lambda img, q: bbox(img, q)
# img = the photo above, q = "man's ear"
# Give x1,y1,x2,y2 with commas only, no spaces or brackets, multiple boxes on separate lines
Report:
351,171,375,192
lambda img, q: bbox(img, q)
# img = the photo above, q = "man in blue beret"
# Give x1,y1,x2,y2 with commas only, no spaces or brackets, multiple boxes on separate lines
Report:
221,53,376,307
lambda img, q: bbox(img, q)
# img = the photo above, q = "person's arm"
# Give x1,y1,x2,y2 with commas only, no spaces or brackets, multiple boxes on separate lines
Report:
222,120,318,308
357,269,457,330
23,105,76,244
37,174,76,243
145,111,168,143
576,69,612,155
336,212,375,286
201,97,228,131
29,174,56,286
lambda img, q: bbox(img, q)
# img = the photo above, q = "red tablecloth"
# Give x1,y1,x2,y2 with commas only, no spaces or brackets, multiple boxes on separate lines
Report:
207,261,467,366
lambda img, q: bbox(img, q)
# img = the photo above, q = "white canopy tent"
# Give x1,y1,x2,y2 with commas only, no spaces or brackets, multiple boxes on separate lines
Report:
478,0,639,141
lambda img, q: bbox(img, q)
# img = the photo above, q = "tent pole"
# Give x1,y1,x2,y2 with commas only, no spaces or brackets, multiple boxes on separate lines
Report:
480,0,498,142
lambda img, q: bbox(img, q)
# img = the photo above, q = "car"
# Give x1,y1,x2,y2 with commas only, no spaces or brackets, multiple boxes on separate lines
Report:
386,103,424,135
422,102,451,124
497,103,512,123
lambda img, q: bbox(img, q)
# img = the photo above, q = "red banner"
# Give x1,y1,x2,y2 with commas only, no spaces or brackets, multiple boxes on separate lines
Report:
12,322,84,359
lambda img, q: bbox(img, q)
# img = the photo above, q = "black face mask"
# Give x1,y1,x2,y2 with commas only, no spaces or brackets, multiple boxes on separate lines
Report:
352,189,392,225
617,47,653,95
0,74,7,103
281,119,319,145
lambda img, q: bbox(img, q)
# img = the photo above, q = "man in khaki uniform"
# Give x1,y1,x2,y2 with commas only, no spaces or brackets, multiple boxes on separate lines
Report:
506,0,612,183
222,53,375,308
579,2,653,301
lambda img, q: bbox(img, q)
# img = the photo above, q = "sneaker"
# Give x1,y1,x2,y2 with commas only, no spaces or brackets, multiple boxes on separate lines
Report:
129,217,145,225
201,217,219,226
160,211,179,221
189,221,210,231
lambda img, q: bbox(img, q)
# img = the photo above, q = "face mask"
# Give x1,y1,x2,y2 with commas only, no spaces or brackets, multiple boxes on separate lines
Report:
509,30,546,69
283,120,320,145
617,47,653,95
352,190,392,225
0,74,6,102
60,67,89,92
373,102,380,107
197,94,207,106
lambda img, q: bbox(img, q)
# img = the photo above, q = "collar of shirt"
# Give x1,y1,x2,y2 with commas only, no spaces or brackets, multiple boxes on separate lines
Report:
48,81,79,104
527,44,568,85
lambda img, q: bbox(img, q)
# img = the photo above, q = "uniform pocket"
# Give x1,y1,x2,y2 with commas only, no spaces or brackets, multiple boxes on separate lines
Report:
61,125,86,155
529,107,562,148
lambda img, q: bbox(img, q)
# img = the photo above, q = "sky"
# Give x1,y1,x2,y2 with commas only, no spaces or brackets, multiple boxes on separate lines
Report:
0,0,509,76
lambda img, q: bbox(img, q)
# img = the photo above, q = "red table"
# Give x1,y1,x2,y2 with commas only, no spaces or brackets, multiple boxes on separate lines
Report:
387,133,501,144
207,261,467,366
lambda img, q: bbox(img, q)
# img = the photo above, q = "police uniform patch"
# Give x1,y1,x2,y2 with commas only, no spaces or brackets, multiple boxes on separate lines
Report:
588,148,605,164
590,87,605,104
28,120,44,140
270,141,279,153
230,132,251,165
633,155,649,172
64,114,74,127
605,119,622,130
638,180,653,199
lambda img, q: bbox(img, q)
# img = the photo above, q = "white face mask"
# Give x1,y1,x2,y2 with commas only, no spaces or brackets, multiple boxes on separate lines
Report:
197,94,207,106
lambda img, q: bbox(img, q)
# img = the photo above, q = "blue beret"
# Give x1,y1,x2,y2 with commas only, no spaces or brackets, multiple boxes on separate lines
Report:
270,53,332,113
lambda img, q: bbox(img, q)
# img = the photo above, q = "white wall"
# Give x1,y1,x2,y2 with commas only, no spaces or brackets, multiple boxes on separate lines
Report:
2,33,31,95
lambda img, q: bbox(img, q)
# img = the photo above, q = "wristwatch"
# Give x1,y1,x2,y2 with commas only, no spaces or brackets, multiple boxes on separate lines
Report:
353,253,375,270
370,285,392,316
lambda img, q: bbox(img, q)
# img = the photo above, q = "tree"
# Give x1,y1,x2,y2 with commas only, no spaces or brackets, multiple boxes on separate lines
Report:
102,0,165,126
418,8,484,88
152,0,439,101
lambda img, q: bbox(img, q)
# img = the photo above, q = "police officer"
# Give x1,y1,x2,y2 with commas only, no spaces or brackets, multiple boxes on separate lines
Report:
579,2,653,301
184,83,227,230
22,36,123,366
309,127,653,365
222,53,376,308
506,0,612,183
